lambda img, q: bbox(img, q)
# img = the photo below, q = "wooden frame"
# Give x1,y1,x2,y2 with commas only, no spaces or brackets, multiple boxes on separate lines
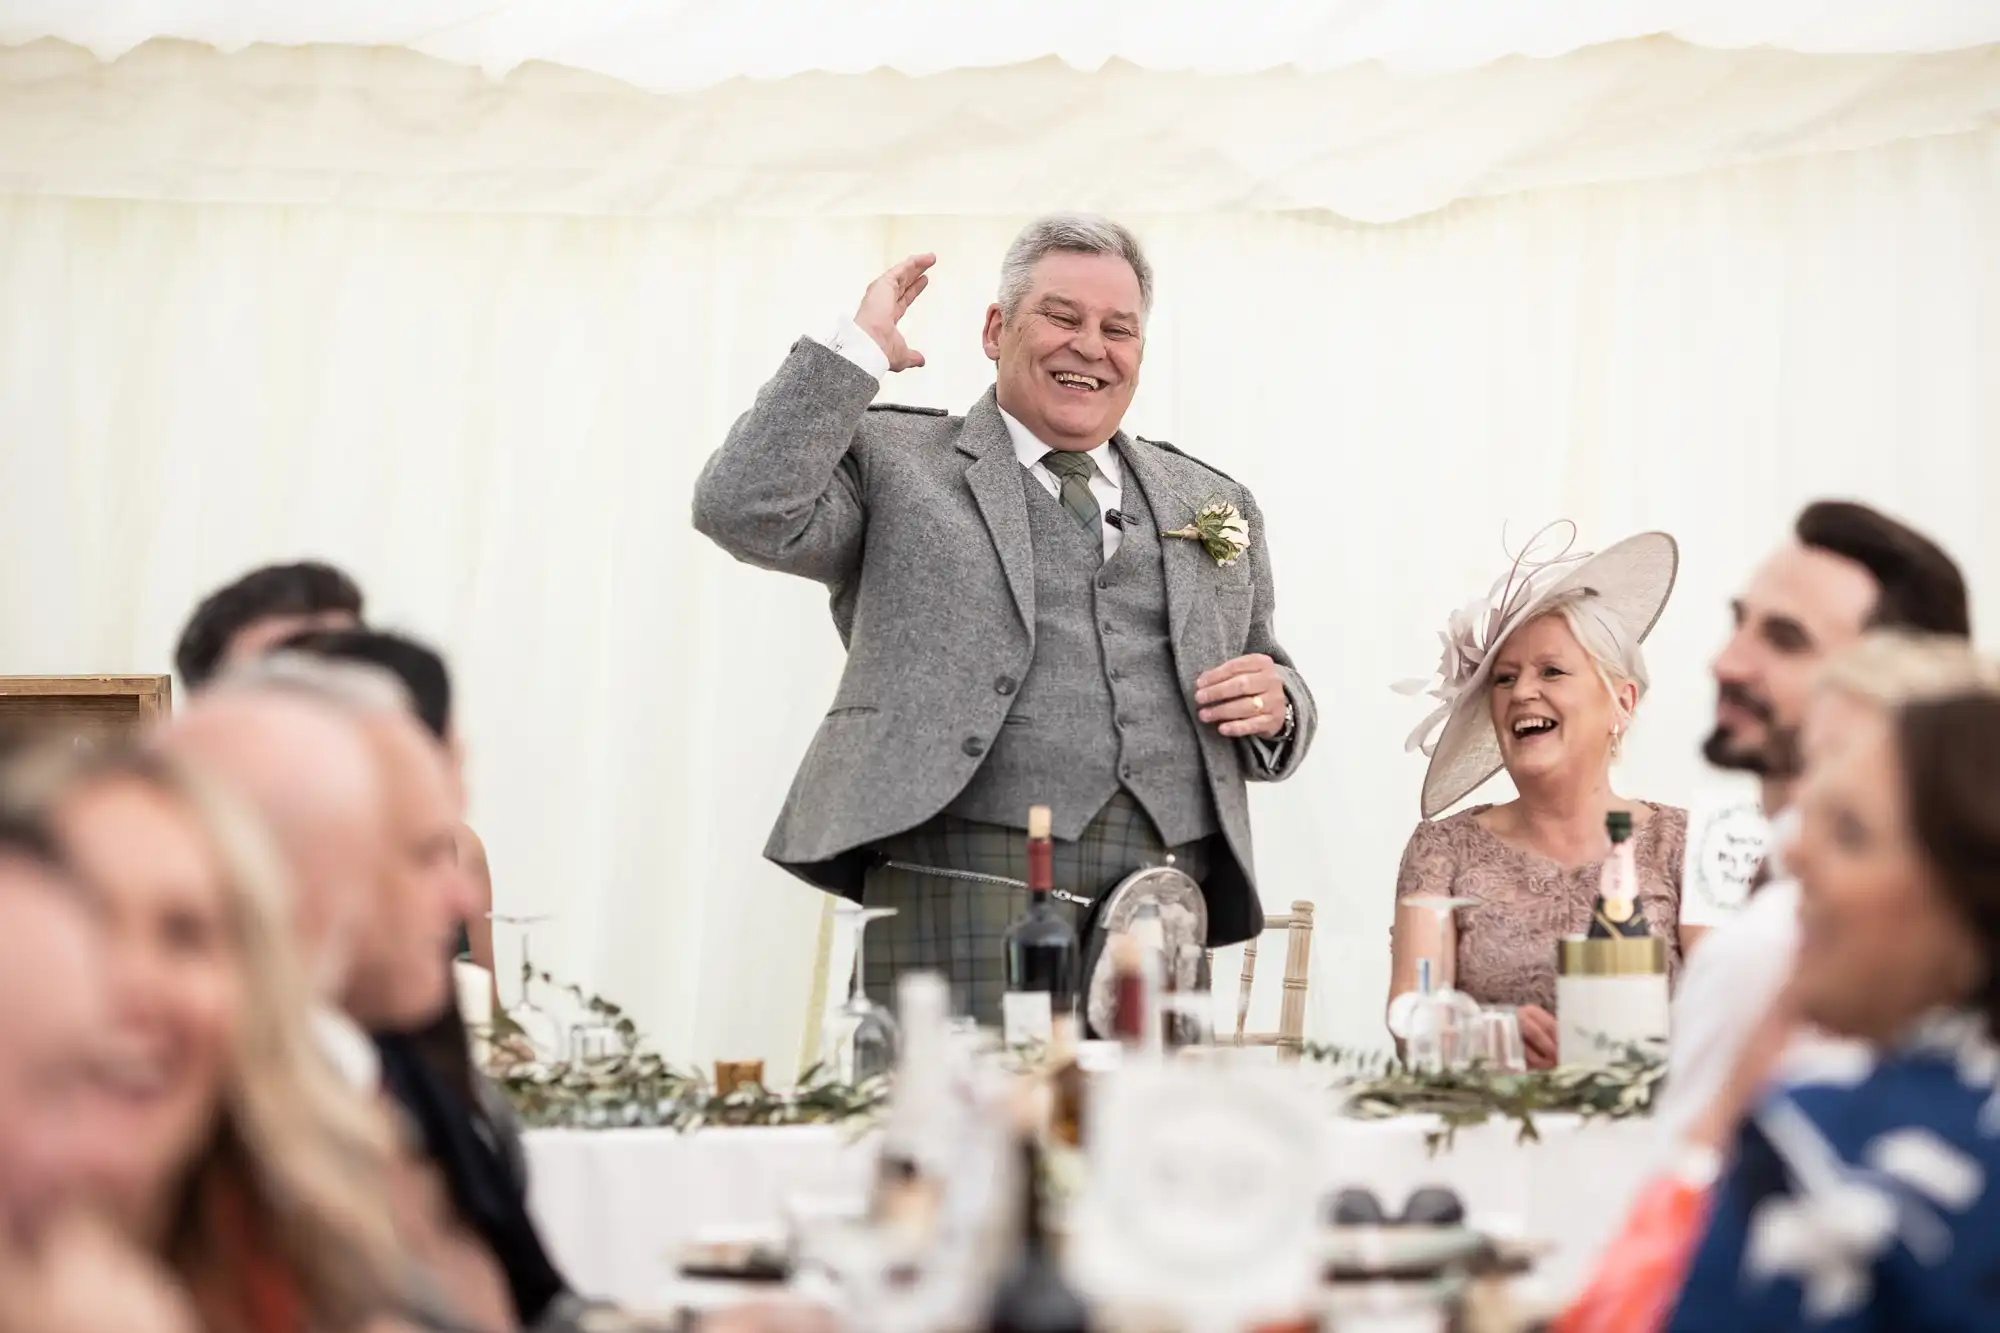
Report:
0,675,174,744
1213,899,1316,1061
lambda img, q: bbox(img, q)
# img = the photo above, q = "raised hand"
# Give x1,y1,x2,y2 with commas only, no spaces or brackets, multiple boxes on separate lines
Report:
854,253,936,373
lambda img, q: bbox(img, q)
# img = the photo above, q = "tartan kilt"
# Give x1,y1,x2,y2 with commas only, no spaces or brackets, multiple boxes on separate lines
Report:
859,789,1213,1025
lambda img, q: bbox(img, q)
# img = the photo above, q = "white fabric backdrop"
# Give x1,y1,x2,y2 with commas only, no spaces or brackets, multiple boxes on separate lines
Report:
8,0,1998,87
2,39,1998,223
2,126,1994,1067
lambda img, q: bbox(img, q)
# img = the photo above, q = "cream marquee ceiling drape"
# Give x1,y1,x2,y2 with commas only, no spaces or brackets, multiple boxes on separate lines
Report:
9,0,1999,86
1,5,1996,1068
1,36,1997,222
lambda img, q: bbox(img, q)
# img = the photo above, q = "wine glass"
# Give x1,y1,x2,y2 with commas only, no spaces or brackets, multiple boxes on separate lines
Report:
489,911,562,1061
1163,943,1214,1052
1389,896,1482,1069
822,906,901,1084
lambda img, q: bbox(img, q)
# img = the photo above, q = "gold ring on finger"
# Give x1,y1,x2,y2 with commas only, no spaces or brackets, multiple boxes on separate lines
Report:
1251,695,1266,713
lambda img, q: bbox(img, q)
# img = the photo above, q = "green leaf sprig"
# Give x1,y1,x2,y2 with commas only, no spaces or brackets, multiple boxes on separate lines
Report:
1307,1044,1665,1154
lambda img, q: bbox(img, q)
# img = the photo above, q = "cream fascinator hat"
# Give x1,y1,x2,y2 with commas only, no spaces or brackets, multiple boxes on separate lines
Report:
1396,521,1679,820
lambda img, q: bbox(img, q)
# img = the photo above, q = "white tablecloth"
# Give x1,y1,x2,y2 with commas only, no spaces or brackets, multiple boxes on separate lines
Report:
526,1114,1654,1309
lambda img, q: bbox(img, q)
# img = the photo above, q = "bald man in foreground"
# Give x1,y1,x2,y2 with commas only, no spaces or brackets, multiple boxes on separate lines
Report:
157,661,405,1085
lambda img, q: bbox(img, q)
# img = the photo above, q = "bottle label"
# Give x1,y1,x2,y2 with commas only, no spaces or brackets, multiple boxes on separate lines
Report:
1002,991,1054,1047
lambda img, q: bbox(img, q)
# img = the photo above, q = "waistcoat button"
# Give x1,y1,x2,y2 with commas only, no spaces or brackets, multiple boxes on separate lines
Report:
994,675,1017,696
962,736,987,757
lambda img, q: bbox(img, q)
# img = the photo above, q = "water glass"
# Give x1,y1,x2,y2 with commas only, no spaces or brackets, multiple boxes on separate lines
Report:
1162,943,1214,1051
1471,1005,1527,1074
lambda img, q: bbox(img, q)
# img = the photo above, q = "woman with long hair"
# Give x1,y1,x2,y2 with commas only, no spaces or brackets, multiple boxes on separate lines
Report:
2,741,423,1333
1663,650,2000,1328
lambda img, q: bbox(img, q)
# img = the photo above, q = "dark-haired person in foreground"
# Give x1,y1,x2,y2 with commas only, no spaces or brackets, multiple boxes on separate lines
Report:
173,560,364,688
1659,500,1971,1141
172,564,496,982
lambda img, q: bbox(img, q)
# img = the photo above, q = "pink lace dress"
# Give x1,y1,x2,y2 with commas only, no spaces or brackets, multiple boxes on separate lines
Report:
1393,803,1688,1012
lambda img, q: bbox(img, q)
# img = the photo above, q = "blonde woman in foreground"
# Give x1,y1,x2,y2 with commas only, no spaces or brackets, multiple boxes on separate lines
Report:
4,741,429,1333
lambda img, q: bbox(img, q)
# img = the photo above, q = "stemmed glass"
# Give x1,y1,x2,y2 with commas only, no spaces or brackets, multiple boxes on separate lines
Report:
1163,943,1215,1052
821,906,901,1084
489,911,562,1062
1387,896,1482,1070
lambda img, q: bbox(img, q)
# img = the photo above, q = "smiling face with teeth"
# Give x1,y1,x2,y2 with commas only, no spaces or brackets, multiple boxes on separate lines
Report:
52,773,245,1218
983,250,1144,452
1486,612,1636,789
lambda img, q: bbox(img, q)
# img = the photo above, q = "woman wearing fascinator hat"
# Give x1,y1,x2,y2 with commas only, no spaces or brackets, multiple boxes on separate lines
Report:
1388,522,1691,1068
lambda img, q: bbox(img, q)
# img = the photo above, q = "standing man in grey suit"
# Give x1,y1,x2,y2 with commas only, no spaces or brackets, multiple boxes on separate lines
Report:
693,214,1317,1023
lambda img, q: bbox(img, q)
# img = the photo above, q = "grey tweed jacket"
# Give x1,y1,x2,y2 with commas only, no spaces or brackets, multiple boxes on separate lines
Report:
692,339,1317,947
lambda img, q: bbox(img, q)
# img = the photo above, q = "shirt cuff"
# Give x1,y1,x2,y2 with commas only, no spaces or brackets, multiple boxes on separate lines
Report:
1247,702,1295,771
813,318,892,382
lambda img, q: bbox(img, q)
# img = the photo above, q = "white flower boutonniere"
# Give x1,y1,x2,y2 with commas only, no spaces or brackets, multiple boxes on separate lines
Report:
1164,501,1251,568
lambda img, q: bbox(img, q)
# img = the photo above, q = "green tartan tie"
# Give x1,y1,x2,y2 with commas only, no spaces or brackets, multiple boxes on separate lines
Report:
1040,450,1101,538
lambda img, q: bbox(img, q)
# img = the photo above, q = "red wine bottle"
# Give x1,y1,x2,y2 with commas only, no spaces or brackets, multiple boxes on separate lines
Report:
1002,806,1079,1047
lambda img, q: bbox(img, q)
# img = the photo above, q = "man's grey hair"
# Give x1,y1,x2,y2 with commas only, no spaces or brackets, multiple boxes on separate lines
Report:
997,213,1154,322
206,653,410,717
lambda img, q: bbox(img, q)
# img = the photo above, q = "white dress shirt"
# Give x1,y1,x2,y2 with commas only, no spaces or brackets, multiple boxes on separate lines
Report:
312,1005,380,1092
1000,408,1123,560
1654,807,1866,1155
817,320,1123,559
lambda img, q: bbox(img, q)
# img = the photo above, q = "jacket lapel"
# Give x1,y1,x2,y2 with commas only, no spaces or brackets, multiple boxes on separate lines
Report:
1115,434,1204,685
958,390,1035,632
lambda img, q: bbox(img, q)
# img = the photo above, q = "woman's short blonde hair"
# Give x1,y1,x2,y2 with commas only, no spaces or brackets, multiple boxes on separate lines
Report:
1516,588,1651,746
0,740,407,1327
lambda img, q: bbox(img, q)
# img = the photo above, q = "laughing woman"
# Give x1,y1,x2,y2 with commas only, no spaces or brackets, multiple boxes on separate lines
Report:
3,742,424,1333
1388,525,1688,1068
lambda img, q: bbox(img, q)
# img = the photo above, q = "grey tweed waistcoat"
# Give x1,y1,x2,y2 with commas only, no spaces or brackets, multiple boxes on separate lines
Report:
945,454,1220,846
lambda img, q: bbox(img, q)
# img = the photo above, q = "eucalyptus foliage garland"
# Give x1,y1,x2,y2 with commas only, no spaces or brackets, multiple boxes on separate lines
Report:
488,971,889,1131
489,975,1663,1141
1308,1044,1666,1153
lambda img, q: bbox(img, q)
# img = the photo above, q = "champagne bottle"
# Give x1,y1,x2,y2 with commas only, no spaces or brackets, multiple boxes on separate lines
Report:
1587,810,1649,940
1002,806,1080,1048
984,1128,1092,1333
